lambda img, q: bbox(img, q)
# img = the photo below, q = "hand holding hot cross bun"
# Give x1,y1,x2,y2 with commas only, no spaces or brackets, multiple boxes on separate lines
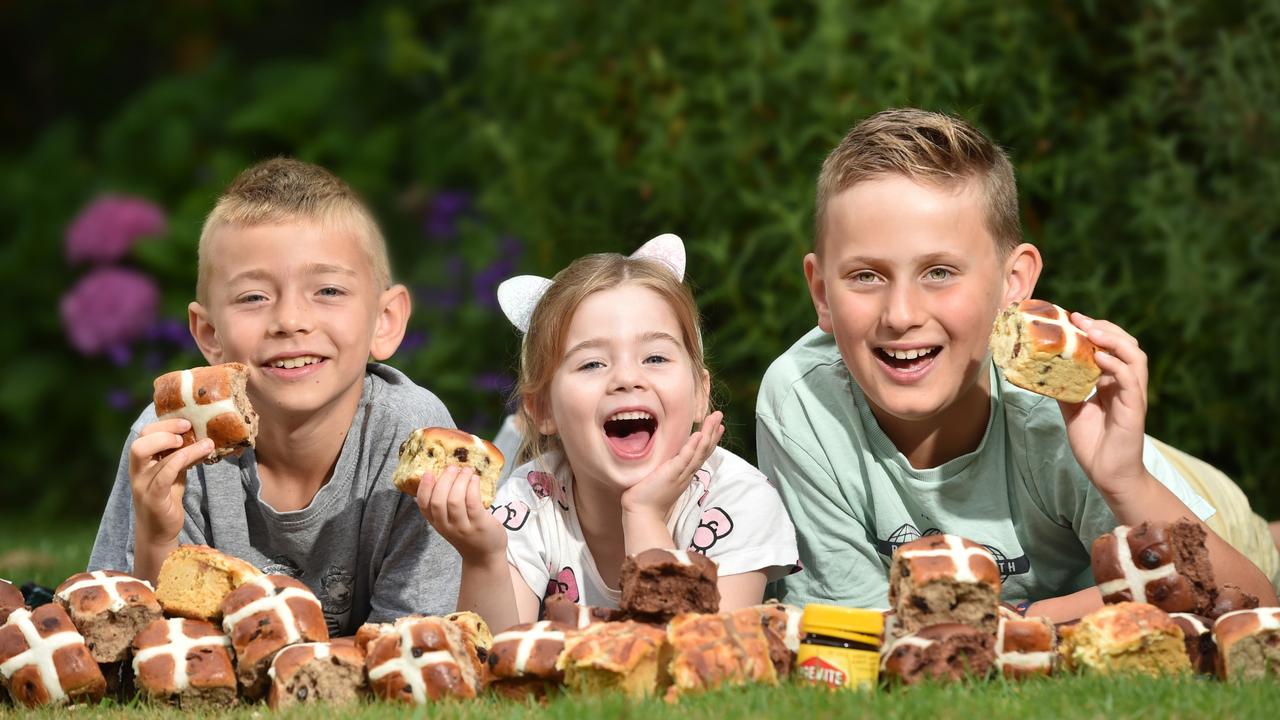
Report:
153,362,258,464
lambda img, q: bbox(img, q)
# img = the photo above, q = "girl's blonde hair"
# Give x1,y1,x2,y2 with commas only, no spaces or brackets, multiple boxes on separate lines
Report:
515,252,709,467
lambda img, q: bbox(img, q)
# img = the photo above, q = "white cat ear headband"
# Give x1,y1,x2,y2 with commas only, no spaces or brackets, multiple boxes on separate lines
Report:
496,233,685,333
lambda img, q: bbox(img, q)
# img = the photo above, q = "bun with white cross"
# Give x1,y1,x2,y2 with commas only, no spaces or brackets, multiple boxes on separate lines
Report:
153,362,258,464
53,570,162,664
266,639,368,709
729,603,803,677
990,299,1101,403
487,620,570,699
392,427,505,508
888,534,1002,635
1091,519,1216,615
0,604,106,707
0,579,23,625
364,615,483,703
1212,607,1280,680
1057,601,1189,676
665,610,778,700
155,545,263,622
994,611,1057,679
218,574,329,700
880,623,995,685
1169,613,1217,675
131,617,237,707
618,548,720,622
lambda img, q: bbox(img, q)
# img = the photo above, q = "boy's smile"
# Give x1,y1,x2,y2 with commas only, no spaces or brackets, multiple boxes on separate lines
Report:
190,219,397,424
542,283,708,491
806,174,1035,461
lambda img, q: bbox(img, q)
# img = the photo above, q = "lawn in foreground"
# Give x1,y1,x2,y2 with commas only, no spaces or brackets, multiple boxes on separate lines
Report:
5,675,1280,720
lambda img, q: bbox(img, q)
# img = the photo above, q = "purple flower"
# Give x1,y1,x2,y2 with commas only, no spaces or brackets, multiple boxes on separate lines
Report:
145,317,196,350
65,194,167,265
60,267,160,356
472,372,514,393
423,191,472,240
105,388,134,412
400,329,429,354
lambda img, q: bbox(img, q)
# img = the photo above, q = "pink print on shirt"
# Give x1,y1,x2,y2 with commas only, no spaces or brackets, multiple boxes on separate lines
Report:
527,470,569,511
690,506,734,553
545,566,579,602
492,500,531,531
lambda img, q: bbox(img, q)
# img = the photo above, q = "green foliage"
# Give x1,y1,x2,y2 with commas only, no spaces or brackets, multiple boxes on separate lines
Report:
1,0,1277,519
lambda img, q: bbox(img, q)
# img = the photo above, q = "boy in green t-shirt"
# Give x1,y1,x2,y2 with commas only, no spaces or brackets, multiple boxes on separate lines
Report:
757,108,1277,621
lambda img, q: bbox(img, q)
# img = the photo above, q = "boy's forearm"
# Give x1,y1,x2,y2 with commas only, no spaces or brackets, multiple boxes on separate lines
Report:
1025,587,1103,624
456,555,521,632
1102,473,1278,606
132,528,178,585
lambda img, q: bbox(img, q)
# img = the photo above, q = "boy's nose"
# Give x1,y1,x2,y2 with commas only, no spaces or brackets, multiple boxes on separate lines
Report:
269,298,314,336
883,283,925,332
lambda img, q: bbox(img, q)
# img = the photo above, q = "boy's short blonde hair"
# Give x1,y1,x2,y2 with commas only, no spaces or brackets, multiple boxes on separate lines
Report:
516,253,710,467
815,108,1021,256
197,158,391,303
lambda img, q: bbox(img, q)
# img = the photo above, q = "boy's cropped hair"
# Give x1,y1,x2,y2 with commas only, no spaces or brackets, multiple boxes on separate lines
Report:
815,108,1021,256
196,157,391,302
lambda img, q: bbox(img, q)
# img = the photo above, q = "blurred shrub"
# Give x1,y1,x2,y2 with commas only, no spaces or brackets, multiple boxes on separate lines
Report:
1,0,1277,517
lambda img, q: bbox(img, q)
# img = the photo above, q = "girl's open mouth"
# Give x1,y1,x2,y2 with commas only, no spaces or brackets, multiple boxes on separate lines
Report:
603,412,657,458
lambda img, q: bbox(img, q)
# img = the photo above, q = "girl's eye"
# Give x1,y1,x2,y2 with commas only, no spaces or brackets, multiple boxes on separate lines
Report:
577,360,604,372
926,267,952,281
644,355,670,365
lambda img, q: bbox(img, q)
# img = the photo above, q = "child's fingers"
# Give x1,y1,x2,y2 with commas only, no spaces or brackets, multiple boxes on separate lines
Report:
427,466,461,527
445,467,476,529
141,439,207,501
414,472,438,520
129,433,188,473
1093,350,1147,414
138,418,193,437
463,474,487,520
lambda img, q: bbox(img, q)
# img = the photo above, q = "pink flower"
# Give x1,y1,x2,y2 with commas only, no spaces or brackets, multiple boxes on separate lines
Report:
65,194,167,264
60,267,160,357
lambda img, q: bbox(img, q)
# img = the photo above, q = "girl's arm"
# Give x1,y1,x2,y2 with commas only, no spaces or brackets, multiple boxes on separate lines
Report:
1025,587,1103,624
416,466,536,631
717,570,767,612
455,559,540,632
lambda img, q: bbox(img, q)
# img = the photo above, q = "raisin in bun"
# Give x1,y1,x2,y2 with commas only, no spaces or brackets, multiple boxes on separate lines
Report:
990,300,1100,403
392,427,504,507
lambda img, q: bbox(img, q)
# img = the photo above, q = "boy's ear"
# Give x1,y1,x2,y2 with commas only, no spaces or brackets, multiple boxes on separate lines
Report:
1001,243,1043,306
188,301,224,364
370,284,411,362
803,252,834,333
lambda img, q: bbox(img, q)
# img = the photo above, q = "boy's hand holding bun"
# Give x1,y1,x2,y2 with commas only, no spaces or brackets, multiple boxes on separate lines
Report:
1056,313,1152,500
129,419,216,581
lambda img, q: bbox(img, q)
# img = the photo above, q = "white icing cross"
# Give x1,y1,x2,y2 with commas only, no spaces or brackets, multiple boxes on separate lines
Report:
157,369,238,442
880,635,935,669
899,535,993,583
670,550,694,566
782,606,802,653
132,618,231,692
1096,525,1177,604
1215,608,1280,633
56,571,153,614
366,621,459,704
0,608,87,704
492,621,565,675
221,576,321,645
995,617,1053,672
267,641,332,681
1025,302,1089,360
1170,613,1210,636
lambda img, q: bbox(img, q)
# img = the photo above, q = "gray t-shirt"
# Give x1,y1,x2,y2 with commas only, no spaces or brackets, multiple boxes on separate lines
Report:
89,363,462,636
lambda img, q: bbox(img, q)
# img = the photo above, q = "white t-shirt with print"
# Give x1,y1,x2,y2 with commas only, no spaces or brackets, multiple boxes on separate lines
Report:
490,445,800,610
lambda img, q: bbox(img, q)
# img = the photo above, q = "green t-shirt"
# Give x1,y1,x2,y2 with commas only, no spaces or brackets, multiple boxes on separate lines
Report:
756,327,1214,608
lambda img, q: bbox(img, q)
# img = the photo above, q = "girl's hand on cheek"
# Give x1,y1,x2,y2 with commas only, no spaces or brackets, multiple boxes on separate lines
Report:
415,465,508,563
621,411,724,523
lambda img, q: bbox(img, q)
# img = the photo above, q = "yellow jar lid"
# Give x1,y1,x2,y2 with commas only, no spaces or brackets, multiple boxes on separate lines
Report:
800,604,885,639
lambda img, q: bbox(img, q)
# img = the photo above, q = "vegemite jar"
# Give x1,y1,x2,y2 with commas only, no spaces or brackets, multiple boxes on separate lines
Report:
794,604,884,690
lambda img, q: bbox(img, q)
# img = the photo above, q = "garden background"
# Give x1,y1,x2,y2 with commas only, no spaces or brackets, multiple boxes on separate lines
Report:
2,0,1278,586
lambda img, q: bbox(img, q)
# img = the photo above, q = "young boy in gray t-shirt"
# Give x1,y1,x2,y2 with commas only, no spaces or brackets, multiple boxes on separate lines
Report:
89,159,460,635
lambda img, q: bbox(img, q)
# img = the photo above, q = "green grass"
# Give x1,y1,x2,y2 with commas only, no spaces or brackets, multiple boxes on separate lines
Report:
2,676,1280,719
0,513,98,589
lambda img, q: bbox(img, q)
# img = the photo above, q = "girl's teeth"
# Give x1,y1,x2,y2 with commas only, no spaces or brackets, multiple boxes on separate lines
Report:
608,411,653,422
